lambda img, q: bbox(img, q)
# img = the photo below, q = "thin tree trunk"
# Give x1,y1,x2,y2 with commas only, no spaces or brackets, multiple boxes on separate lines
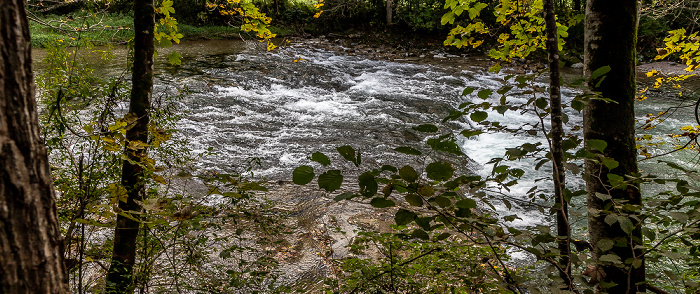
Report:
386,0,392,26
105,0,155,292
0,1,70,293
543,0,572,290
584,0,645,293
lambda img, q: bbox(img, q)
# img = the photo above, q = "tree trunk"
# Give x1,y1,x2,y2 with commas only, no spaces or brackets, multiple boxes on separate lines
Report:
543,0,572,289
584,0,645,293
105,0,155,292
386,0,392,26
574,0,581,11
0,1,70,293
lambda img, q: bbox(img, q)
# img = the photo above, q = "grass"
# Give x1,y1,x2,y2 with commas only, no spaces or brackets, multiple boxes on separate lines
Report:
29,12,297,48
29,13,134,48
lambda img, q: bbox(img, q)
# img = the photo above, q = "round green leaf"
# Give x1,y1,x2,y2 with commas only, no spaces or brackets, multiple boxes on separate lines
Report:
405,194,423,207
310,151,331,166
477,89,493,99
426,161,454,181
292,166,314,185
358,172,378,197
470,111,488,122
318,170,343,192
455,198,476,209
413,124,439,133
411,229,429,240
395,209,417,225
399,165,419,182
370,197,395,208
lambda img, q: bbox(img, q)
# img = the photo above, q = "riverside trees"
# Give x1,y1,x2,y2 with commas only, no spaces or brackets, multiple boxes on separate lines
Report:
583,0,645,292
0,0,69,293
104,0,155,292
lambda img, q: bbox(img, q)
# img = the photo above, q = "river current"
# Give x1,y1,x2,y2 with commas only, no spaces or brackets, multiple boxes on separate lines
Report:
34,38,699,289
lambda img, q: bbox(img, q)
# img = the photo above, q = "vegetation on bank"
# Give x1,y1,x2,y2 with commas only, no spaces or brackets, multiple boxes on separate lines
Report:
28,12,297,48
5,0,700,293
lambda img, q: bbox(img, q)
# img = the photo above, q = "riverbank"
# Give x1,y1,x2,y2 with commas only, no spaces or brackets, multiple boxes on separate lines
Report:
28,12,297,48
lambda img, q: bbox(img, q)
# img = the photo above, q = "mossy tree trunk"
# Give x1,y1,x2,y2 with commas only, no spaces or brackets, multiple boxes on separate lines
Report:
584,0,645,292
0,0,70,293
105,0,155,292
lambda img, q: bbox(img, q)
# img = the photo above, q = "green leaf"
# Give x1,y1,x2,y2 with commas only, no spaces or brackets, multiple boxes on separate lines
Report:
417,185,435,196
431,196,451,208
399,165,419,182
310,152,331,166
358,172,378,197
395,209,417,225
564,162,581,174
571,100,585,111
588,139,607,152
415,217,432,230
599,254,622,264
497,86,513,95
318,170,343,192
337,145,359,166
590,65,611,81
455,198,476,209
381,165,398,173
618,216,634,235
604,214,617,226
436,232,451,240
167,51,182,66
426,161,454,181
607,174,624,187
462,87,475,95
598,239,614,251
369,197,395,208
395,146,422,156
334,192,356,201
669,212,689,223
292,166,314,185
414,124,439,133
427,138,464,155
470,111,488,122
535,97,548,109
477,89,493,99
405,194,423,206
411,229,430,240
601,157,619,170
642,227,656,242
441,11,455,25
595,192,612,201
460,130,483,138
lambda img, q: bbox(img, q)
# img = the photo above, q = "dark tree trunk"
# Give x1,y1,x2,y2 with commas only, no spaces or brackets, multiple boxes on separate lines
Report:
105,0,155,292
584,0,645,293
0,0,70,293
574,0,582,11
543,0,572,289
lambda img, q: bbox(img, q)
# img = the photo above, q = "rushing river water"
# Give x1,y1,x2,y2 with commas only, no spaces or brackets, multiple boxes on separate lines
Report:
33,38,699,289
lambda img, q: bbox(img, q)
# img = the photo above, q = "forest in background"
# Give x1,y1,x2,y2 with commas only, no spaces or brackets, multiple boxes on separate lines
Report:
2,0,700,293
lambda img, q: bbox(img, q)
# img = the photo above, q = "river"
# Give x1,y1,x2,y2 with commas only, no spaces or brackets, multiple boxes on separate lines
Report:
33,38,699,291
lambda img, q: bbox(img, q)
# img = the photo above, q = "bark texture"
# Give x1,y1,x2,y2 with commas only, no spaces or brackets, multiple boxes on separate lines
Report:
543,0,572,289
0,0,70,293
386,0,393,26
584,0,645,293
105,0,155,292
